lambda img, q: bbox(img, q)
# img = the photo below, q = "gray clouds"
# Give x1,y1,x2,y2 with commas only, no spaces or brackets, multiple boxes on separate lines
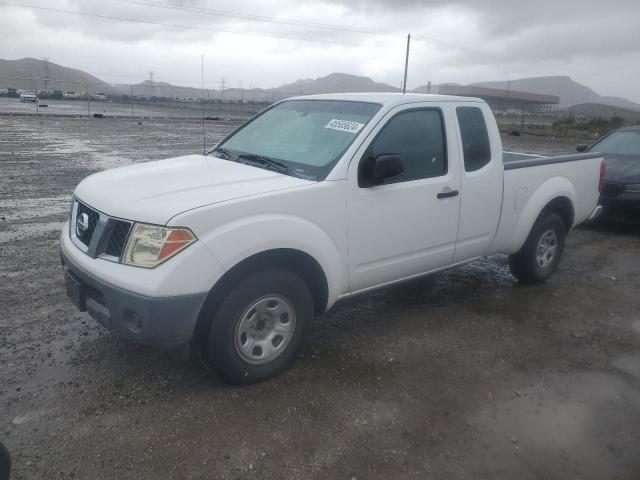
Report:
1,0,639,101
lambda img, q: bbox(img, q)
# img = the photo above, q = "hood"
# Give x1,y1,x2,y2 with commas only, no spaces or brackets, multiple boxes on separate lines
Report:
602,154,640,184
74,154,313,225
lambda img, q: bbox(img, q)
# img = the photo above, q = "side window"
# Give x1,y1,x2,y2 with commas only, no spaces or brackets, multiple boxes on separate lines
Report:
364,109,446,185
457,107,491,172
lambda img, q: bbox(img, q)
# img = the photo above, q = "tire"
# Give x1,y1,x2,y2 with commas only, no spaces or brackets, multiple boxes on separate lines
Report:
203,269,313,385
509,213,566,284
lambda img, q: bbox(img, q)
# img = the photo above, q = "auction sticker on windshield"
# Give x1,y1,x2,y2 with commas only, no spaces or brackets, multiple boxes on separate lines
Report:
324,119,365,133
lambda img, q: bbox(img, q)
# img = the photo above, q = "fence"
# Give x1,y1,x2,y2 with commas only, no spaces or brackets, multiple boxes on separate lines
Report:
0,76,308,119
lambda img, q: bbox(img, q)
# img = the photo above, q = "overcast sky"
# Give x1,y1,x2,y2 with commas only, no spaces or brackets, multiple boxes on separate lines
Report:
3,0,640,101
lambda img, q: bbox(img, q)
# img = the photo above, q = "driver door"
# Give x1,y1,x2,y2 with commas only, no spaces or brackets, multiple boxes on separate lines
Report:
346,105,461,292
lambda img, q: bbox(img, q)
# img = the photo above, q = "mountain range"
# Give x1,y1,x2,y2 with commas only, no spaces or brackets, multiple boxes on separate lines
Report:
1,58,638,113
470,76,640,111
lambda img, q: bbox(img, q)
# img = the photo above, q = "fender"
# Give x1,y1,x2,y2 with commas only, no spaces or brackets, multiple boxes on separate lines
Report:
197,213,346,309
492,176,576,254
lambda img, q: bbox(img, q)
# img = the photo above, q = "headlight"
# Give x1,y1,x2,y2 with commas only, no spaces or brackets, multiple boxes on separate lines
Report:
122,223,196,268
625,184,640,193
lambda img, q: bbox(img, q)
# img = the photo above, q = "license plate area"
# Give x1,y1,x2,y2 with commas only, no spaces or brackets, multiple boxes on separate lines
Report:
65,271,86,311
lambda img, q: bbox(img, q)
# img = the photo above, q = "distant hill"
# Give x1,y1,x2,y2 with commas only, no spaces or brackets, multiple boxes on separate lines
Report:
0,57,116,93
471,76,640,111
562,103,640,120
2,59,639,113
271,72,401,95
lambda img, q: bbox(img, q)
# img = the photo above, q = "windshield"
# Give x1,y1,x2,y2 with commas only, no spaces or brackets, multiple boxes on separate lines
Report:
591,130,640,157
211,99,381,180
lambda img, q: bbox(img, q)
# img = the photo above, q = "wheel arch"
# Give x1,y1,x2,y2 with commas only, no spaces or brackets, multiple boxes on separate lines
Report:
500,176,577,254
539,196,574,233
192,248,329,348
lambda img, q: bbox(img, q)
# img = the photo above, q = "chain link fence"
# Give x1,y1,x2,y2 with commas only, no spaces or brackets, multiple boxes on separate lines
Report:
0,76,306,119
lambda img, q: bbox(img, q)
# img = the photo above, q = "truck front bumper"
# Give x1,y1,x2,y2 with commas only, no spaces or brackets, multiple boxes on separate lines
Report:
61,248,207,348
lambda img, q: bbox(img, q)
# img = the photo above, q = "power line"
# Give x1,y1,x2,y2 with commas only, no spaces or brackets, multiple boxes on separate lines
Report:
115,0,404,38
120,0,493,57
0,2,403,50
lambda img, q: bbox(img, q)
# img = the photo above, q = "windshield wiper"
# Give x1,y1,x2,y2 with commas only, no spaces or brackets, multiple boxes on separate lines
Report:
210,147,235,159
237,154,289,174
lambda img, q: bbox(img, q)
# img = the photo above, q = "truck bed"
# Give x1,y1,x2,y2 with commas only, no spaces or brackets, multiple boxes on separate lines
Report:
502,151,601,169
488,150,603,255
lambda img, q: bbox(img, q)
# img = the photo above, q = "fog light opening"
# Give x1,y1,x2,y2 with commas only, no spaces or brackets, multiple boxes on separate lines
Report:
123,309,143,334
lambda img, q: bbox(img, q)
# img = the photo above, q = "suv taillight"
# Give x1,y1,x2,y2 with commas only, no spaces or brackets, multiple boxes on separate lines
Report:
599,160,606,193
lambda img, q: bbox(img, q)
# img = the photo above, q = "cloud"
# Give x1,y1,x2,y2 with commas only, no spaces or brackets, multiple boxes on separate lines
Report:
1,0,639,101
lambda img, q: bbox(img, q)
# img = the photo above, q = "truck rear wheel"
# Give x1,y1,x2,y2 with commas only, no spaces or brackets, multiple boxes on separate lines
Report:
204,269,313,385
509,213,566,284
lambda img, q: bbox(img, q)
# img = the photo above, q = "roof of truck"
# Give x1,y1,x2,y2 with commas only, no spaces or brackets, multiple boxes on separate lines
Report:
287,92,485,106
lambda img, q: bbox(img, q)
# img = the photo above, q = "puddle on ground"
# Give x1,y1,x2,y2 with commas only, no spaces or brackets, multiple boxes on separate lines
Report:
40,135,128,170
470,372,640,479
0,195,70,220
613,354,640,381
0,222,64,243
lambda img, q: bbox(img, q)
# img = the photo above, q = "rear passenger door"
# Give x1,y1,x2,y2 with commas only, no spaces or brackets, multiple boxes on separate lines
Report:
346,105,461,292
453,103,504,261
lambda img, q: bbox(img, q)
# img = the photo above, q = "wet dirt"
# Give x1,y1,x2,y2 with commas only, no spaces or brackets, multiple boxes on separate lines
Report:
1,118,639,479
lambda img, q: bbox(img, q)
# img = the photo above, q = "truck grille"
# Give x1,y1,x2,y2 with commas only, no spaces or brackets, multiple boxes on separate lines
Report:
601,182,625,198
71,200,132,260
104,220,132,257
75,202,100,246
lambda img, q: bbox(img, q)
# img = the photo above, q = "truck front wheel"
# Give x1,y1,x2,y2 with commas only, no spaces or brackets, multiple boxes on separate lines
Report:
509,213,566,284
203,269,313,385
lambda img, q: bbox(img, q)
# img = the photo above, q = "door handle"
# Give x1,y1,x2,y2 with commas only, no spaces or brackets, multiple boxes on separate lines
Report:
437,189,459,199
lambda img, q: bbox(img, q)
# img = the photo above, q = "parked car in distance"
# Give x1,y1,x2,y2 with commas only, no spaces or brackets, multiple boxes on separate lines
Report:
94,92,108,101
19,92,38,103
61,93,604,384
577,126,640,217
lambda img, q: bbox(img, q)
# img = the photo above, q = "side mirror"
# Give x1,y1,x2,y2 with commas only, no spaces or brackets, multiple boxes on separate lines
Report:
373,154,404,182
361,154,404,186
576,144,588,153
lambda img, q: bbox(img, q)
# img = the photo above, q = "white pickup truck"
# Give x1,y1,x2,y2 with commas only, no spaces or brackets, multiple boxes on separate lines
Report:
60,93,604,384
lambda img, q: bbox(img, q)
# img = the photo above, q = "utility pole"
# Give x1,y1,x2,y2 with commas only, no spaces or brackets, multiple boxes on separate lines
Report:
86,82,90,117
402,33,411,94
42,57,49,91
219,77,227,100
147,71,154,99
202,55,206,154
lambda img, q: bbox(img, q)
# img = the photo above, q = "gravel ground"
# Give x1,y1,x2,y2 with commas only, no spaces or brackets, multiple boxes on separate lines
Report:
1,116,639,480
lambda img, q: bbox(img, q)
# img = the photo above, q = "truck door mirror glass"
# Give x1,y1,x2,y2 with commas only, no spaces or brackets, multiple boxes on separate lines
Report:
576,144,588,152
360,154,405,186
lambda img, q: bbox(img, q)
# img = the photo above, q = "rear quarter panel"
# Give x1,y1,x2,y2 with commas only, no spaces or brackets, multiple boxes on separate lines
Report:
490,157,601,254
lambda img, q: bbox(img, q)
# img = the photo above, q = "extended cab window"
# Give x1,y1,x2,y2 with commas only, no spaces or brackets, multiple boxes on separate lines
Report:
456,107,491,172
364,109,446,185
